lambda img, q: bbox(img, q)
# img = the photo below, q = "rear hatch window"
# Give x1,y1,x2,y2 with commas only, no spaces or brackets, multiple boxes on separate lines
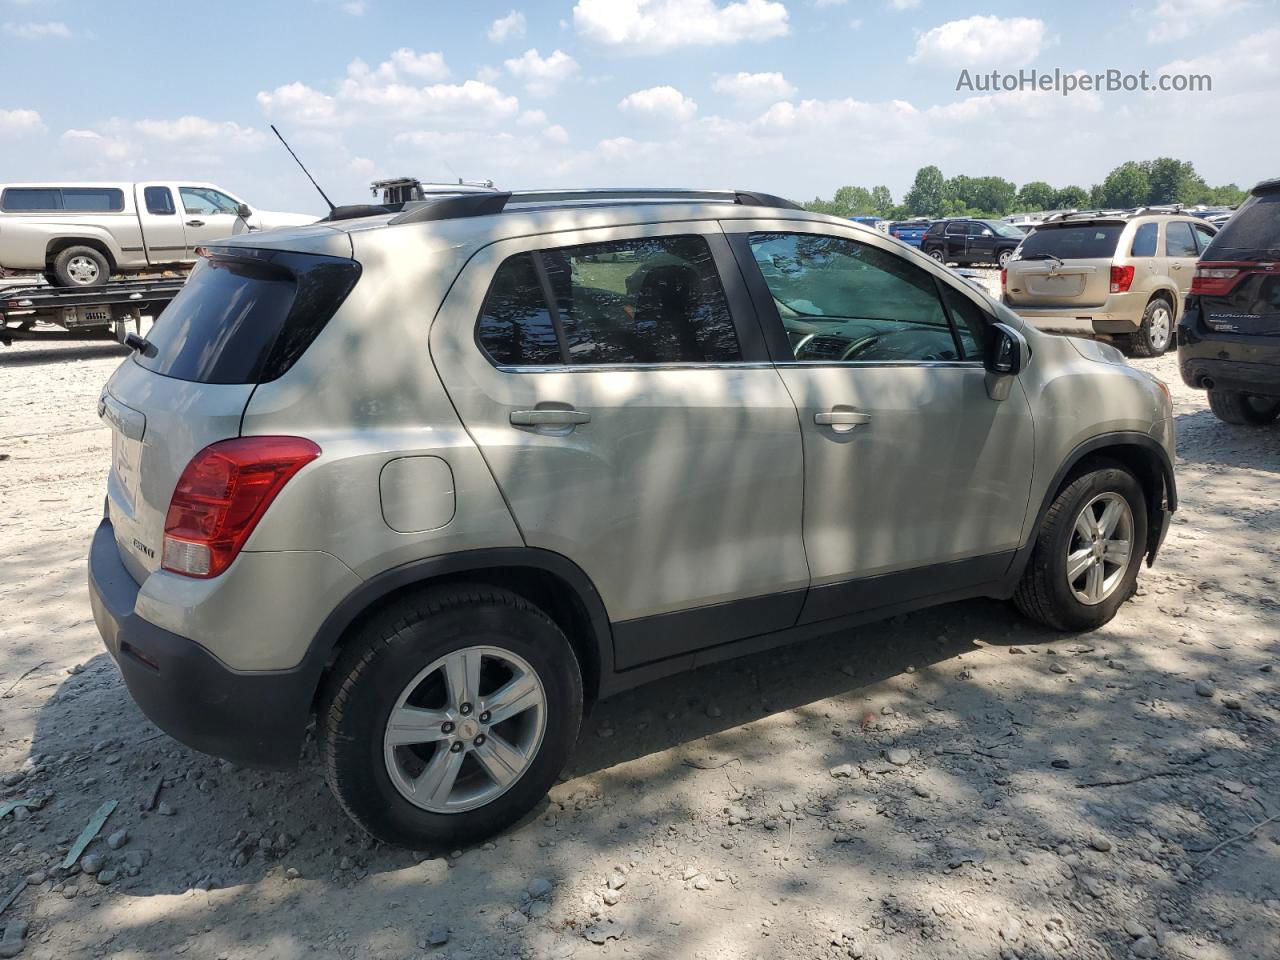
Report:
1018,224,1123,260
137,248,360,384
1202,193,1280,261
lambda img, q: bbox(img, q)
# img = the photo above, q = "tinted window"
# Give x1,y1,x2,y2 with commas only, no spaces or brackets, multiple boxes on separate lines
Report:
478,235,740,367
938,283,988,360
748,232,963,363
1192,222,1217,253
144,186,175,216
137,251,359,384
61,188,124,212
967,222,986,236
1130,223,1157,257
925,223,945,236
1203,193,1280,260
945,222,967,236
477,253,561,366
1018,224,1122,259
1165,221,1198,258
1,188,62,211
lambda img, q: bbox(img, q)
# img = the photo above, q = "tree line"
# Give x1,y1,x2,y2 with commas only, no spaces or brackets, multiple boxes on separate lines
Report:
804,158,1247,221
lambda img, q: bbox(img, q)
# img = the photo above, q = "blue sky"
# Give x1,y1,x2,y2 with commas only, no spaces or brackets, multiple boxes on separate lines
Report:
1,0,1275,214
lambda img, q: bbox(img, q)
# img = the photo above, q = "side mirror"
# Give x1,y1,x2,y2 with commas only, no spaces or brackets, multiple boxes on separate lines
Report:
236,203,252,219
986,322,1027,375
982,229,994,236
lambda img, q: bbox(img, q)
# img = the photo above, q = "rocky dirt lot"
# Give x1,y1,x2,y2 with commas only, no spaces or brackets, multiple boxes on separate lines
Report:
1,334,1277,960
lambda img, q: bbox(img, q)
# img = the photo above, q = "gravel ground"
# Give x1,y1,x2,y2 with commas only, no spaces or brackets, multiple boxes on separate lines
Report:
1,327,1278,960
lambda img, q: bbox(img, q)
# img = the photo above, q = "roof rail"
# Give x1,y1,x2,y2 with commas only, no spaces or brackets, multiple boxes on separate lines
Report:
1041,208,1132,223
386,187,804,225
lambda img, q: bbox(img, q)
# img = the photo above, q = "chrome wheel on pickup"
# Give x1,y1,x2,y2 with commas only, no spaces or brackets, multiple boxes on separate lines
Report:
51,245,110,287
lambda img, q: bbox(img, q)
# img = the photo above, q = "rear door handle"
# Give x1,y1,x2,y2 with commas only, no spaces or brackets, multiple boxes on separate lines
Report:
815,410,871,427
510,409,591,427
186,219,205,227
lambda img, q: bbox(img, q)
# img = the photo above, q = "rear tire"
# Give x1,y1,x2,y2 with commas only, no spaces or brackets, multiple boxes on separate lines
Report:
318,584,583,849
51,246,109,287
1014,464,1147,632
1207,390,1280,425
1128,297,1174,357
926,247,944,262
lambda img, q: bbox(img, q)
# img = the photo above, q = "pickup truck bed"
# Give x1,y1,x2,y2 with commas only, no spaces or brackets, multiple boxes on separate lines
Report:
1,278,184,345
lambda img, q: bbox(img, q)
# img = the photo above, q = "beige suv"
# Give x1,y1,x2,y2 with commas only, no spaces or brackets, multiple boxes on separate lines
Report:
1003,212,1217,356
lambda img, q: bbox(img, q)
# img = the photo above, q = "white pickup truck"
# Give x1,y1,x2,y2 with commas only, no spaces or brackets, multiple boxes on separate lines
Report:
0,182,314,286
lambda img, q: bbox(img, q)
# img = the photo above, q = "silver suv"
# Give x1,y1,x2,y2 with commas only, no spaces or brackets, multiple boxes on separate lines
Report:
89,188,1176,849
1003,211,1217,357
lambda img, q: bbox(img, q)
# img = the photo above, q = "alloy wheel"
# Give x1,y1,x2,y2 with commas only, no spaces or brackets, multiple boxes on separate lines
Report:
67,256,100,285
1066,492,1134,605
1148,303,1172,353
382,645,547,814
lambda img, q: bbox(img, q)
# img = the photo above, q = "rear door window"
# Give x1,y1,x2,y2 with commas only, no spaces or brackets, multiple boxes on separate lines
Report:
1165,221,1198,258
137,250,360,384
1202,192,1280,260
144,186,176,216
0,188,61,211
477,235,741,366
1017,224,1123,259
1192,222,1217,253
1130,223,1157,257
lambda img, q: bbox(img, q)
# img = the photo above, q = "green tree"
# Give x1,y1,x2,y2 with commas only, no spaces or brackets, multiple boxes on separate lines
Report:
1052,185,1089,209
832,185,876,216
1142,158,1206,205
869,185,893,217
904,166,948,217
969,176,1017,216
1016,181,1056,211
1100,162,1152,208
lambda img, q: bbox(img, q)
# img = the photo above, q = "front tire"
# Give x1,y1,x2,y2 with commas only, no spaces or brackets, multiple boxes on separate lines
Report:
51,246,110,287
319,584,583,849
1208,390,1280,425
997,248,1014,268
1014,464,1147,632
1128,297,1174,357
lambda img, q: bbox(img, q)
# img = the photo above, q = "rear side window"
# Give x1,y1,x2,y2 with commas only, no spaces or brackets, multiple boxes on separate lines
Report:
61,188,124,212
477,235,741,366
1192,222,1216,252
1130,223,1157,257
1017,224,1123,259
1,188,62,211
137,250,360,384
144,186,175,216
1165,221,1198,258
1203,193,1280,260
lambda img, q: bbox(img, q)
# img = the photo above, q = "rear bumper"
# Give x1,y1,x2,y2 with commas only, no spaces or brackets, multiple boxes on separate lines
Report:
1177,325,1280,398
1008,308,1142,336
88,518,315,768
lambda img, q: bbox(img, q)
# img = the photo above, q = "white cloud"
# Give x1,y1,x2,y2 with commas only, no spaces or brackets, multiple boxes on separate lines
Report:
618,85,699,121
909,16,1048,68
340,1,366,14
573,0,788,52
1143,0,1252,44
2,20,70,38
712,71,796,105
517,109,549,127
347,49,450,84
257,82,340,125
0,107,45,137
889,0,920,9
132,116,266,149
503,48,579,97
812,0,846,6
475,65,502,83
488,10,527,43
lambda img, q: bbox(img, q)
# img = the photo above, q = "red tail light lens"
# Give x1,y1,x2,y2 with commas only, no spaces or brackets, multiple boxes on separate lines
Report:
1191,265,1246,296
1000,268,1007,291
162,436,320,578
1110,265,1135,293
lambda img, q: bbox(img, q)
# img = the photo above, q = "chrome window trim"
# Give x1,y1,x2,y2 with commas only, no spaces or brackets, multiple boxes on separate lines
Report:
493,359,984,374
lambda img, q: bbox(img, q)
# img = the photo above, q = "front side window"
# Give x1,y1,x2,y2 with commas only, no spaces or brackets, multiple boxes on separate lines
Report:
144,186,175,216
180,187,240,216
1130,223,1157,257
477,235,741,367
1192,222,1217,253
747,232,968,364
1165,221,1198,258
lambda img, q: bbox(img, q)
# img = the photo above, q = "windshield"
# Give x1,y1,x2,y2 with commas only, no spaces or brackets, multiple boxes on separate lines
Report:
1017,224,1123,260
1203,193,1280,260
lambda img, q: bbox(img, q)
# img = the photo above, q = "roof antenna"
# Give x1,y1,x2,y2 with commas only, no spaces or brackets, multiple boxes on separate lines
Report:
270,124,335,213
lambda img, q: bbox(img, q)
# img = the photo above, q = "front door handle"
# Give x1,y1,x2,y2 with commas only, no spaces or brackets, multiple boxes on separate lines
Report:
510,409,591,427
186,219,205,227
815,410,871,428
